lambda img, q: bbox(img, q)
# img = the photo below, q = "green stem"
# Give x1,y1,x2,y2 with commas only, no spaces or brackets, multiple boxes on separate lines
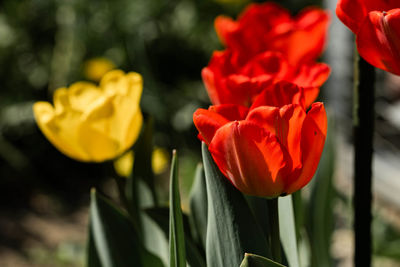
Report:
353,49,375,267
267,198,281,263
291,190,303,242
108,165,142,237
113,175,129,210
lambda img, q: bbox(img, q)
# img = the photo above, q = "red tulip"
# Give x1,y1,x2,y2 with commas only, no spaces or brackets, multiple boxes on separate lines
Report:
193,102,327,197
249,81,306,110
337,0,400,75
215,2,330,66
202,49,330,107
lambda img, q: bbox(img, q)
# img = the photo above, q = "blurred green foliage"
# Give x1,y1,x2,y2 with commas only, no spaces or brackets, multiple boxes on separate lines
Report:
0,0,228,209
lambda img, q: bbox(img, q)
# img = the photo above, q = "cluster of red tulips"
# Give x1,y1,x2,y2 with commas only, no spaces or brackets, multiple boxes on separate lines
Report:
193,2,331,198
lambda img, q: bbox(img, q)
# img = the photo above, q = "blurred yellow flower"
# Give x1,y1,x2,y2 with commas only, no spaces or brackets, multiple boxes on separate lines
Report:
84,57,116,82
113,147,169,177
33,70,143,162
152,147,169,175
114,150,134,177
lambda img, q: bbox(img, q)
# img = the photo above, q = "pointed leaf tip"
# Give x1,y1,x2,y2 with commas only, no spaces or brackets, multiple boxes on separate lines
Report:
169,150,186,267
240,253,286,267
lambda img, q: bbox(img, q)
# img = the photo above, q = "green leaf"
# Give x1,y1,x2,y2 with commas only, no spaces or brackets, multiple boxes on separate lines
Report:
291,190,310,267
279,195,300,267
245,195,272,258
291,190,304,241
124,118,170,265
307,118,335,267
136,176,169,265
124,116,160,252
145,207,206,267
89,189,164,267
189,163,208,248
202,143,269,267
169,150,186,267
86,219,102,267
240,253,286,267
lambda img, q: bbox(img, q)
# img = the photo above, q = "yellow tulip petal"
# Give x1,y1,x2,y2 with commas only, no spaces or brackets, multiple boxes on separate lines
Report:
109,96,140,141
100,70,125,89
53,88,70,114
122,109,143,150
33,102,90,161
101,71,142,101
68,82,102,112
103,72,143,148
125,72,143,104
83,94,115,122
78,122,120,162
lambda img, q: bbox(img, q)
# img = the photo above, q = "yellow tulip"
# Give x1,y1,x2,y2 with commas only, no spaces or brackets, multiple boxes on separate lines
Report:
152,147,169,175
114,150,134,177
84,57,116,82
33,70,143,162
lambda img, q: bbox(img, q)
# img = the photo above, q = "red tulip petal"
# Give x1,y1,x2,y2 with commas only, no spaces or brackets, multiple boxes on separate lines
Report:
202,50,238,105
306,102,328,137
204,50,268,106
215,16,238,46
246,106,280,136
285,102,327,194
251,81,305,109
247,104,307,175
336,0,368,33
209,104,249,121
268,8,330,65
225,75,256,106
292,62,331,88
233,3,291,58
336,0,399,33
202,67,221,105
207,50,236,75
193,108,230,145
241,51,290,79
302,87,321,108
209,121,286,197
357,9,400,75
215,15,250,59
291,62,330,107
363,0,399,14
278,105,306,171
238,2,290,29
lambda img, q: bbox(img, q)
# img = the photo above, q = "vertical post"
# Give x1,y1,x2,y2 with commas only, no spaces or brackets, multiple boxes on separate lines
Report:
353,51,375,267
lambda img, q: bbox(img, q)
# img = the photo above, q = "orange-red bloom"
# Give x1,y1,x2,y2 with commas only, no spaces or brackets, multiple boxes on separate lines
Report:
202,50,330,107
215,2,330,66
337,0,400,75
193,96,327,197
